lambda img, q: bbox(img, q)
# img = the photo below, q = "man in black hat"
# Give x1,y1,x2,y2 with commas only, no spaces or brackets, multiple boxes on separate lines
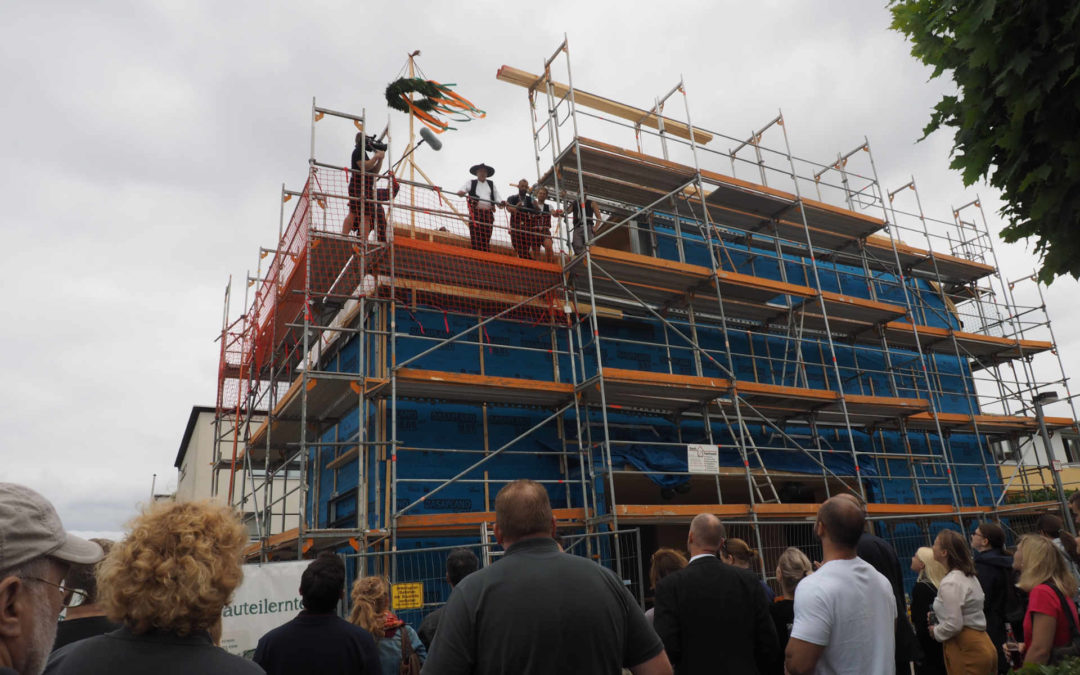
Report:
456,163,503,252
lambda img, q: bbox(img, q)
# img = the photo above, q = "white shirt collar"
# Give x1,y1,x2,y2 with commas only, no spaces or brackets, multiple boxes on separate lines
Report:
689,553,716,563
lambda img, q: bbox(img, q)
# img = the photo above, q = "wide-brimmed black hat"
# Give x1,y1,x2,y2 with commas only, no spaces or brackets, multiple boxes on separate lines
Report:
470,163,495,177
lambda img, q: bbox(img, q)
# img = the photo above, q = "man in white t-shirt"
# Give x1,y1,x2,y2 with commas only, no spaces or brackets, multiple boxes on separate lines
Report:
785,496,896,675
456,162,504,252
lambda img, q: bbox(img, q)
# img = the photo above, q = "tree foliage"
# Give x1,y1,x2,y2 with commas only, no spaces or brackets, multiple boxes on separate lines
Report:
889,2,1080,283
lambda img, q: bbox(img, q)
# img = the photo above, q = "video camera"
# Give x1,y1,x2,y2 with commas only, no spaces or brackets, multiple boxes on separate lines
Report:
365,134,388,153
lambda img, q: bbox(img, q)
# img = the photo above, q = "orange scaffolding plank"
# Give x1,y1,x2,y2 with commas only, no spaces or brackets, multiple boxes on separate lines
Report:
883,321,1054,362
612,500,1053,524
585,367,929,425
385,368,575,407
542,137,883,242
905,412,1077,434
396,507,587,534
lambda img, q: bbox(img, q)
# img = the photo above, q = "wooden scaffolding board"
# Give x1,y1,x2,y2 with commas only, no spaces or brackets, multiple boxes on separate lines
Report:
496,65,713,145
582,367,929,425
537,137,883,244
611,500,1058,524
883,322,1054,361
904,412,1077,435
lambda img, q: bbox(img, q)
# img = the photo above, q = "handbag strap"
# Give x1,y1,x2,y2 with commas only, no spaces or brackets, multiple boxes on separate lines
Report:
1046,582,1080,640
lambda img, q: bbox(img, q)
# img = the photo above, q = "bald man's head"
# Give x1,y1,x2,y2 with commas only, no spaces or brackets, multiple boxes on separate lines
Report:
688,513,725,553
495,480,554,545
817,496,865,550
835,492,866,513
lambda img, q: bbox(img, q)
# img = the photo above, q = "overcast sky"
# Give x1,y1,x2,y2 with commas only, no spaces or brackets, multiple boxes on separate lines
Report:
2,0,1076,535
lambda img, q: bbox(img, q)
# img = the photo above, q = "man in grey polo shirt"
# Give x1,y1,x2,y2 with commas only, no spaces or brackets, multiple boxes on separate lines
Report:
422,480,672,675
0,483,103,675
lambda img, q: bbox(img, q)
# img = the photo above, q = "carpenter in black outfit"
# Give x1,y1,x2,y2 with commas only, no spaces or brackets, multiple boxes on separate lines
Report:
343,132,387,241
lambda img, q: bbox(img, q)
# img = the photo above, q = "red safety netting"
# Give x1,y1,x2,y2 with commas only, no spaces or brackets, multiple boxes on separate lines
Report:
243,165,571,374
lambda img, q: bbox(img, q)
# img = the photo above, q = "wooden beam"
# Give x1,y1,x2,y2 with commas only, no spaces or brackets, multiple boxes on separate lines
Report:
396,507,587,532
496,65,713,145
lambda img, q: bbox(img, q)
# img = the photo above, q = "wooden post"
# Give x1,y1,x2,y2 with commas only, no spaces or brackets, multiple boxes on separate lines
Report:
408,50,419,235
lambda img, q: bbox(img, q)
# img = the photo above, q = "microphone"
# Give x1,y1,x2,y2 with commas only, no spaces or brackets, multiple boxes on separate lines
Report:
419,127,442,151
390,128,445,172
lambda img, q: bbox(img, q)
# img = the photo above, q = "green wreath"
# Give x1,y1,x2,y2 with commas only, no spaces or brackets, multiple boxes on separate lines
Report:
385,77,444,113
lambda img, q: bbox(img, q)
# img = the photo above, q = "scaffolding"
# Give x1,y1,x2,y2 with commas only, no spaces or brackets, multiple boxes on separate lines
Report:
213,39,1080,606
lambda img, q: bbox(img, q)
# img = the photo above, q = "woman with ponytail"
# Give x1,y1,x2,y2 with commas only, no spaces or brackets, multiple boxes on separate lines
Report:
771,547,813,653
721,537,775,602
350,576,427,675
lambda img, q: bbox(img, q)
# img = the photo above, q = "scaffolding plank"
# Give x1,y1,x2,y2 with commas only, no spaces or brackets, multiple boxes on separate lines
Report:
397,507,586,535
547,138,884,242
613,501,995,523
904,412,1076,435
586,367,928,425
869,234,995,284
391,369,574,407
883,322,1054,361
496,65,713,144
583,245,908,333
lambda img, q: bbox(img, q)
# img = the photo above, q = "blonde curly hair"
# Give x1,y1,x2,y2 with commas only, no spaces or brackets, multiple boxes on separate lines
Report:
97,500,247,636
349,576,390,638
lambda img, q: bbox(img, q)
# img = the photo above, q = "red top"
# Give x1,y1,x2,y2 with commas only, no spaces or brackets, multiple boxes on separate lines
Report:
1024,583,1080,648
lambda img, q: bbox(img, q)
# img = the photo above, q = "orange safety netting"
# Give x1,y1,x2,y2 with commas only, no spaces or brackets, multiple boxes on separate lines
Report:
243,165,572,373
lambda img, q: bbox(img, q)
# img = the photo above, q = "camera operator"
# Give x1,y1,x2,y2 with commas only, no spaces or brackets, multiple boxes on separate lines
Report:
342,132,388,241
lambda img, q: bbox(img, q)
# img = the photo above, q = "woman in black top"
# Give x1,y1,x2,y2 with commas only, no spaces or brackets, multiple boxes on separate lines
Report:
910,546,948,675
770,547,812,655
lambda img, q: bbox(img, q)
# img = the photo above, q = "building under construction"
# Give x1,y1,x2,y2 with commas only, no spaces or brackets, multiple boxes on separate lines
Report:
213,41,1079,615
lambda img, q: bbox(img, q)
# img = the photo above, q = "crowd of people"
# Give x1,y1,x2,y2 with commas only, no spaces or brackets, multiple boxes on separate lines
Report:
342,133,601,260
6,479,1080,675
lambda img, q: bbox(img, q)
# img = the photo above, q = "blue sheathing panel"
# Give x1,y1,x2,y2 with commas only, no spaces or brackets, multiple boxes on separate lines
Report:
305,217,1005,545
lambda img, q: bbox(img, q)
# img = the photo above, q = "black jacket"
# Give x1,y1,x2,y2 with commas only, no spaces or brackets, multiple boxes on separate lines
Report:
857,532,918,668
974,547,1014,672
653,556,780,675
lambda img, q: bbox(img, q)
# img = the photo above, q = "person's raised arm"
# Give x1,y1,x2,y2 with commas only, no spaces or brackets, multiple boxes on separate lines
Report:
362,150,384,173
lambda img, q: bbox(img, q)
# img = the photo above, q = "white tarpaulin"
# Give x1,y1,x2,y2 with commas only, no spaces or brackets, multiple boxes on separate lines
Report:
220,560,308,657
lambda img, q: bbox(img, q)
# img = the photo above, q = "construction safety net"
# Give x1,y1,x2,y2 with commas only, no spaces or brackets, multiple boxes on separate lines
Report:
244,164,572,373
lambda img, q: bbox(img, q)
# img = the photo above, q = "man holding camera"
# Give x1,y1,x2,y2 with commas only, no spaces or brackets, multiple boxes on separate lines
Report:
456,163,503,252
342,132,387,241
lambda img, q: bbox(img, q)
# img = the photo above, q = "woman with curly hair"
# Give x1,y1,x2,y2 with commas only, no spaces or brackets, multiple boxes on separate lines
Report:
46,500,262,675
350,576,427,675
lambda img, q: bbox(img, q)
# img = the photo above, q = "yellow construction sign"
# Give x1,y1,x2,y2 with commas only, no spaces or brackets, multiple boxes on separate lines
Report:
391,582,423,610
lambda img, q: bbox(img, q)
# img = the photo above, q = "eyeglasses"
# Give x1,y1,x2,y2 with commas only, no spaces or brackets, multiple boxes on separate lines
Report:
19,576,88,607
972,531,985,538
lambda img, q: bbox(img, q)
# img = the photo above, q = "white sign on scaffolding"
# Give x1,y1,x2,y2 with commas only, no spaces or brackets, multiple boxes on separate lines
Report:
687,444,719,474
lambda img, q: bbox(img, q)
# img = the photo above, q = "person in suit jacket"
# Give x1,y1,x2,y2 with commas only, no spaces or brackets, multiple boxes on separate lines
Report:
653,513,781,675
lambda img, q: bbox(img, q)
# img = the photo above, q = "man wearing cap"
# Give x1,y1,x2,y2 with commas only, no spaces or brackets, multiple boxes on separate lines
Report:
456,163,503,252
0,483,103,675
